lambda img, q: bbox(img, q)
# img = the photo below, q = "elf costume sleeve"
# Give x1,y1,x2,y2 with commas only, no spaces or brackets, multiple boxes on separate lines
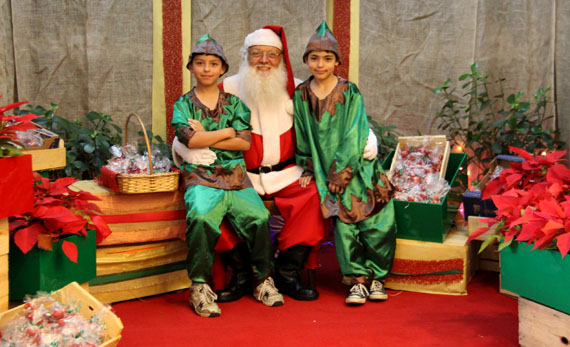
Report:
294,78,393,223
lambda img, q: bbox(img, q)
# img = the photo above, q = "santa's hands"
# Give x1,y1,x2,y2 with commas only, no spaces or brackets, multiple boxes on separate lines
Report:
328,182,344,195
188,119,205,132
299,175,312,188
363,128,378,160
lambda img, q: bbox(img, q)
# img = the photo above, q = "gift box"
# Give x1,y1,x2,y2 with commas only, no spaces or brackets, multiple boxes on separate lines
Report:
382,152,467,243
89,270,190,304
88,240,190,304
385,228,475,295
0,155,34,219
70,180,187,245
9,230,96,300
0,281,123,347
500,242,570,315
462,154,523,218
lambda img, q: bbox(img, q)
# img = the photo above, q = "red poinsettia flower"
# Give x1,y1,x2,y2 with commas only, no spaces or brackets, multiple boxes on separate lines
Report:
468,146,570,258
9,172,112,262
0,100,38,157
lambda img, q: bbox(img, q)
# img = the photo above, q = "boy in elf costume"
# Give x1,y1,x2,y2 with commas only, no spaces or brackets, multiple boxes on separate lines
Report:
171,34,284,317
293,22,397,305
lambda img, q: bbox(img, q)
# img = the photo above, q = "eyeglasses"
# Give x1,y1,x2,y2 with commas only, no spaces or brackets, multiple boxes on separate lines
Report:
248,50,282,61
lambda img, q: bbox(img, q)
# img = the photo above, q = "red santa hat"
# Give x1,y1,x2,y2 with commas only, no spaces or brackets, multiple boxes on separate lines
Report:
243,25,295,99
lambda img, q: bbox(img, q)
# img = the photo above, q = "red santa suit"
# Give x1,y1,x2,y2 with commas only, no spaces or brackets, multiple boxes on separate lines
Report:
215,26,325,268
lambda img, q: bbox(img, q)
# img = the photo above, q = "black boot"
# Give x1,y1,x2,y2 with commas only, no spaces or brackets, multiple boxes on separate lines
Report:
215,243,253,303
274,245,319,301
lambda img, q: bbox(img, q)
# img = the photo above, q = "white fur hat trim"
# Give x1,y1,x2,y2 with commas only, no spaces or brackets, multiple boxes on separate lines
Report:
244,28,283,50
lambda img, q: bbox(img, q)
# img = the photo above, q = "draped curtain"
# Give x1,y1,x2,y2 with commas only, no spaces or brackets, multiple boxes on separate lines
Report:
0,0,568,146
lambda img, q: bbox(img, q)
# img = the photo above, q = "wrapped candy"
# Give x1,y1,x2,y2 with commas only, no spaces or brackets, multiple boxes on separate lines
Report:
104,143,173,175
389,139,451,204
15,130,44,148
0,292,107,346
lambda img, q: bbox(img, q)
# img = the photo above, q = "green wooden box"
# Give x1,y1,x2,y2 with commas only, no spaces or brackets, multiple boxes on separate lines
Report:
500,242,570,315
382,152,467,243
9,230,96,300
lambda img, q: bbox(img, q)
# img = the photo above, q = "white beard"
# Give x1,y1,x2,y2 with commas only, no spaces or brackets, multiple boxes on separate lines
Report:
238,61,288,110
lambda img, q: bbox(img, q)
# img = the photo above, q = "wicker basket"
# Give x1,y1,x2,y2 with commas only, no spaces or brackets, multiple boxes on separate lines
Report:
115,113,179,194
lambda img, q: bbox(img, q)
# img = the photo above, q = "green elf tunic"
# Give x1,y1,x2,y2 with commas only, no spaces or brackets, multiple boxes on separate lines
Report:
172,89,272,283
293,77,396,280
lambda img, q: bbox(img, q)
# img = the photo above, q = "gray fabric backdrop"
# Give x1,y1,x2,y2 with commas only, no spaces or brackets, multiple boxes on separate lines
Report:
0,0,568,148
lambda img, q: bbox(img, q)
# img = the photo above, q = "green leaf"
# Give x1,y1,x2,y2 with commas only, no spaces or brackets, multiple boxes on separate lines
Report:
497,238,513,252
478,234,500,254
84,143,95,153
459,74,470,81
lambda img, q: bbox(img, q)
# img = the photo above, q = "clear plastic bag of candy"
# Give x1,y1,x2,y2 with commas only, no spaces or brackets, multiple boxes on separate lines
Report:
0,292,107,346
389,138,451,204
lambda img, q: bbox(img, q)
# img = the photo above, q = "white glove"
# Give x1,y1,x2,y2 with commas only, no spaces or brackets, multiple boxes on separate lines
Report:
171,136,217,167
363,128,378,160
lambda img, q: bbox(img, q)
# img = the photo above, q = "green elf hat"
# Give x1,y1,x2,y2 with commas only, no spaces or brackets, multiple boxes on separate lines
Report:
302,21,341,64
187,34,229,74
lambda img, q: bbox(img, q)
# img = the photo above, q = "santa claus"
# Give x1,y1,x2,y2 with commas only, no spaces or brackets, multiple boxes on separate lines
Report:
174,25,378,302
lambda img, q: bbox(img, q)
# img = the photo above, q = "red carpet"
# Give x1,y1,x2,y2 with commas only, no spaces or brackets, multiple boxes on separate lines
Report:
112,245,518,346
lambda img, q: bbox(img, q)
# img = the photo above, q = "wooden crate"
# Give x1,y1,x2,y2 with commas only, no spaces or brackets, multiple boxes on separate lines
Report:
22,139,66,171
0,218,7,256
0,282,123,346
0,219,8,312
89,270,191,304
518,297,570,346
0,254,7,312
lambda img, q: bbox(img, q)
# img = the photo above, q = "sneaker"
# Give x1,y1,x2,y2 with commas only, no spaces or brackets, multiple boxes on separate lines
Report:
345,283,369,305
369,280,388,301
189,283,221,318
254,277,284,307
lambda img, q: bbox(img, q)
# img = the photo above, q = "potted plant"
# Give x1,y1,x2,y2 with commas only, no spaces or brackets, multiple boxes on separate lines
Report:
17,103,123,180
433,63,565,188
467,146,570,314
8,172,112,299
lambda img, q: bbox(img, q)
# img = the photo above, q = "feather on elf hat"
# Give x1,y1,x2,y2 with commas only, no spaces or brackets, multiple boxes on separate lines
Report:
187,33,229,74
302,21,341,64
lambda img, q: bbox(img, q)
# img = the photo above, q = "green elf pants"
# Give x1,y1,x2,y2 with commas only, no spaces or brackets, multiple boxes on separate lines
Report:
184,184,272,283
333,200,396,280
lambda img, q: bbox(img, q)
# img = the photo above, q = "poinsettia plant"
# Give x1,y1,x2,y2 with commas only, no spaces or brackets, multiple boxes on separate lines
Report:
467,146,570,258
9,172,112,262
0,100,38,157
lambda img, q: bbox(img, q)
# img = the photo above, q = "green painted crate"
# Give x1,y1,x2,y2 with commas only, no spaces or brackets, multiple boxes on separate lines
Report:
382,152,467,243
500,242,570,315
9,230,96,300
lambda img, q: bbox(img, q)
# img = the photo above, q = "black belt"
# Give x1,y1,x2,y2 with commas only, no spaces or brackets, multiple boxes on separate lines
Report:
247,157,296,174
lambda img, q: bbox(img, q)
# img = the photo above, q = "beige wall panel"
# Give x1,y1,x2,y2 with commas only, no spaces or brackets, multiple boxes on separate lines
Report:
85,1,153,133
474,0,555,129
0,0,15,104
11,1,153,135
360,1,477,136
556,1,570,151
191,0,325,87
11,1,89,119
